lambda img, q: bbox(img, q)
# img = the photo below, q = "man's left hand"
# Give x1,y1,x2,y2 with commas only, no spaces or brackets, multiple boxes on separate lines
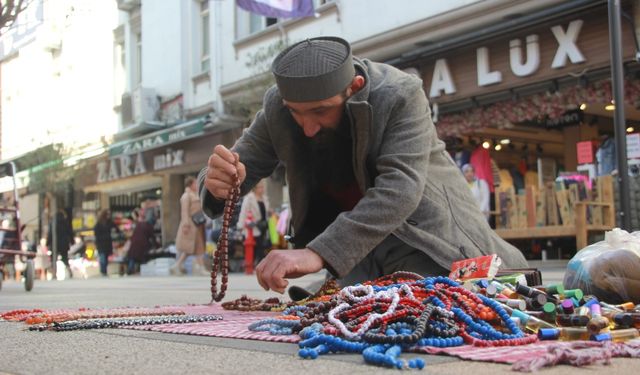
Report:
255,248,324,294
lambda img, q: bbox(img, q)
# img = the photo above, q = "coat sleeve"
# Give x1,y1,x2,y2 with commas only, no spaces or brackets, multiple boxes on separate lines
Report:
179,193,191,227
307,78,432,277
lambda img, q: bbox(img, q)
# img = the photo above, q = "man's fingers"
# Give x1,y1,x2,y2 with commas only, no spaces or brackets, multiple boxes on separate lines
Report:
260,254,293,294
205,147,244,199
270,263,289,294
208,154,237,178
259,257,280,291
214,145,236,164
203,179,230,200
205,178,233,193
255,259,269,291
236,161,247,185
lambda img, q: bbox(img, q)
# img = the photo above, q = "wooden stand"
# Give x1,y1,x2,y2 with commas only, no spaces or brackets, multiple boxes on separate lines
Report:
493,176,615,251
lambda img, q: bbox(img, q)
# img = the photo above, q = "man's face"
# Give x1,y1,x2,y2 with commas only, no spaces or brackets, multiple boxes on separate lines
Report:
463,167,475,182
283,92,347,139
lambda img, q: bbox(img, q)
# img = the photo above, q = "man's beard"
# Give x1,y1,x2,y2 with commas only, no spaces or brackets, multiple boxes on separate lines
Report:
310,126,341,150
308,119,354,190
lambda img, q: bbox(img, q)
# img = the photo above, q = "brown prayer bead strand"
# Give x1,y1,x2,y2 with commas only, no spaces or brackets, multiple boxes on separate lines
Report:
210,162,241,303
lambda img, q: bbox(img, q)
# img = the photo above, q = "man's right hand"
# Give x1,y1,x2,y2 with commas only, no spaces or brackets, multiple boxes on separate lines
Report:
205,145,246,200
255,248,325,294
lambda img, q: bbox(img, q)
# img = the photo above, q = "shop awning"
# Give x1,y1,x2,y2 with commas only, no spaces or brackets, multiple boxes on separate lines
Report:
108,117,206,157
83,173,162,195
385,0,606,68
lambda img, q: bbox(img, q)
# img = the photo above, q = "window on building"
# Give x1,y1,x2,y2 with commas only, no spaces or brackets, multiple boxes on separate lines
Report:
236,7,279,39
200,1,210,72
135,32,142,85
114,42,126,103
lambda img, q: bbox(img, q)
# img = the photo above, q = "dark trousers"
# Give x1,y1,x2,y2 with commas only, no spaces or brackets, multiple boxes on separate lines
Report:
98,252,109,275
127,258,138,275
338,235,449,287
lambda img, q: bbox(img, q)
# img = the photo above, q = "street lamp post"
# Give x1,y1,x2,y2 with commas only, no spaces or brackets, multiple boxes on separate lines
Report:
608,0,631,230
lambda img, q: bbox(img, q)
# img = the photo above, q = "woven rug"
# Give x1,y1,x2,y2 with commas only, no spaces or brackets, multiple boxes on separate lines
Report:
5,304,640,369
416,339,640,365
123,304,300,343
415,341,571,363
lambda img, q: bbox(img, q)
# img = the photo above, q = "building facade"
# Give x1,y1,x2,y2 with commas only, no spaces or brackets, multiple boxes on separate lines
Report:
3,0,639,251
0,0,119,243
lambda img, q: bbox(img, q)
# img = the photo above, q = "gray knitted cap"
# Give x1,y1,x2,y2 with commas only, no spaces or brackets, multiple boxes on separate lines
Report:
272,36,355,102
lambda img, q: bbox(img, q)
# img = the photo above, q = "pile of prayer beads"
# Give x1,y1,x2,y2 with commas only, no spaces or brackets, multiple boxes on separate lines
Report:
221,278,341,312
221,295,284,311
248,273,537,370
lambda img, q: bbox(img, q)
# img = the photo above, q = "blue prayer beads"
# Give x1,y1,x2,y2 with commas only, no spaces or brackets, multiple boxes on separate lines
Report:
248,318,300,335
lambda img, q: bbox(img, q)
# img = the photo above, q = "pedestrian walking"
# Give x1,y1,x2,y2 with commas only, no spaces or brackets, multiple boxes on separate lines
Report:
93,209,121,276
172,176,208,275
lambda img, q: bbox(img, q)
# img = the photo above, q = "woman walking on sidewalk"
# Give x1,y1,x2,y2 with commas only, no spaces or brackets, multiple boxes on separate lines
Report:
172,176,208,275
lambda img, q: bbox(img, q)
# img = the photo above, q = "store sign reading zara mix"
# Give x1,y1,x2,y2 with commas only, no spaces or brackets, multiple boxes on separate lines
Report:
96,149,185,183
97,120,204,183
428,19,586,98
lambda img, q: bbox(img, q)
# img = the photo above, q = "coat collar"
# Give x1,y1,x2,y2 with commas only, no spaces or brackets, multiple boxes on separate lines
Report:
347,57,371,105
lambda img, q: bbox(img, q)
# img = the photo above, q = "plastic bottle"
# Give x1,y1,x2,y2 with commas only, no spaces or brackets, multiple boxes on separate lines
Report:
509,307,555,333
538,327,591,341
587,303,610,335
556,314,589,327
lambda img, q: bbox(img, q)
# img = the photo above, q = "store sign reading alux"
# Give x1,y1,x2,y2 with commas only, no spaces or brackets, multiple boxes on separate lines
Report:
428,20,587,98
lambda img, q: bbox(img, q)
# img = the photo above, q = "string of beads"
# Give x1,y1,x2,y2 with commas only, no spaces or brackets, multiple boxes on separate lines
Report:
2,307,185,325
28,314,222,331
221,278,341,312
210,155,241,303
221,295,283,311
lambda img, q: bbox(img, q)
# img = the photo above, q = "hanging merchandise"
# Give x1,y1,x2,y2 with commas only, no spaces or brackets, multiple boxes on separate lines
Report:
596,136,617,176
435,79,640,138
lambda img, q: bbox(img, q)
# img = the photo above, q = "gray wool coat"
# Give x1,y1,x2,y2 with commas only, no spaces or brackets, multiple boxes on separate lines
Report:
198,58,528,278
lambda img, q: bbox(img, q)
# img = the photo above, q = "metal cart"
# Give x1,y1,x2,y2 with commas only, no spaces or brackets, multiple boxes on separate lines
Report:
0,161,35,291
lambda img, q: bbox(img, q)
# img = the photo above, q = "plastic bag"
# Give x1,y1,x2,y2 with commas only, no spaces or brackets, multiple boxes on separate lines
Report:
563,228,640,304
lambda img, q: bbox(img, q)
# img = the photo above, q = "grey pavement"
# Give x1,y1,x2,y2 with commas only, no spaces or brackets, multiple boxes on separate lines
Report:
0,261,637,375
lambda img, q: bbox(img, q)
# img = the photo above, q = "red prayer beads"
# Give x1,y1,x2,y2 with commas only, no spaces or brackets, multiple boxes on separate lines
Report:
0,309,44,321
210,156,241,303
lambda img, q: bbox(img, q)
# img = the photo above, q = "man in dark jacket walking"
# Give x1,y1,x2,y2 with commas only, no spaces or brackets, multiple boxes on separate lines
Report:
93,209,121,276
48,208,74,279
199,37,528,294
